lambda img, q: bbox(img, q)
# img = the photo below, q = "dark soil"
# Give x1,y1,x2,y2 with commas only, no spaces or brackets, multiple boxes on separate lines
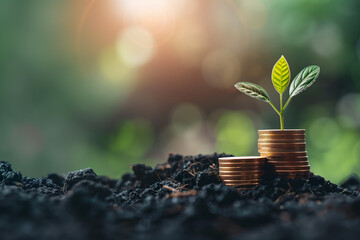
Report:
1,153,360,240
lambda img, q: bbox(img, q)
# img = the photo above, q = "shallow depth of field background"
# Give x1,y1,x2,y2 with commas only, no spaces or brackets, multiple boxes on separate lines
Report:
0,0,359,183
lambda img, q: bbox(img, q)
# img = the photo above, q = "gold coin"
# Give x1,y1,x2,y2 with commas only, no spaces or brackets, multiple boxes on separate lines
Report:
258,134,306,142
221,178,261,183
260,151,307,157
267,161,309,166
219,160,266,165
220,176,264,181
220,173,264,177
258,133,305,137
219,173,265,178
267,159,309,164
223,184,261,188
259,147,306,152
219,170,266,174
219,169,265,173
258,139,304,143
219,172,265,177
266,156,308,160
222,182,261,186
219,157,266,161
220,175,263,180
219,161,266,165
219,163,266,168
219,159,266,162
258,142,306,148
258,129,305,134
219,166,265,171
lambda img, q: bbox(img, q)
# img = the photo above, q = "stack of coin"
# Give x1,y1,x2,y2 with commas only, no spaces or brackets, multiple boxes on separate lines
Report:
258,129,310,179
218,157,266,189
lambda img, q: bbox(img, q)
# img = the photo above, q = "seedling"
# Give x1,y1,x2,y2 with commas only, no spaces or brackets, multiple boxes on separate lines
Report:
234,56,320,130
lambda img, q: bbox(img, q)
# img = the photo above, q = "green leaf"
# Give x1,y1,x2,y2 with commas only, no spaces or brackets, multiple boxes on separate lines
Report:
234,82,270,102
289,65,320,97
271,55,290,93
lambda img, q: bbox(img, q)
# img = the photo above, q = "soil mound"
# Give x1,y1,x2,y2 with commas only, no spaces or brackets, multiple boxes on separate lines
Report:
0,154,359,240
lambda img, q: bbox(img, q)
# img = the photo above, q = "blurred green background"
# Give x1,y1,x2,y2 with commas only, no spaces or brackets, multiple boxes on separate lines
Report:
0,0,359,183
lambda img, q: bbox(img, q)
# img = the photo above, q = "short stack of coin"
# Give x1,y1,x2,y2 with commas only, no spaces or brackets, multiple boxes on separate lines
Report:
258,129,310,179
218,157,266,189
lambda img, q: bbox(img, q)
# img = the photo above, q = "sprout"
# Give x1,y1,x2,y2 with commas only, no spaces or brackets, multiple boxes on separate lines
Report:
234,56,320,130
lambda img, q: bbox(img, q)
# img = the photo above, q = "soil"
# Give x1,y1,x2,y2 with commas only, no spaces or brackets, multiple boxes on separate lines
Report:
1,153,360,240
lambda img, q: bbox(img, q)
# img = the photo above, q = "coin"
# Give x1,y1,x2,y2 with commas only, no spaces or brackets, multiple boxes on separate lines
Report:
266,155,308,160
219,160,266,164
219,170,266,175
221,181,261,186
258,142,306,148
219,157,266,162
219,164,266,169
258,139,304,143
266,158,308,162
220,175,263,180
260,151,307,157
267,161,309,166
258,129,305,134
259,135,305,140
258,147,306,152
219,168,265,173
219,166,265,171
221,179,262,183
220,172,264,176
219,160,266,165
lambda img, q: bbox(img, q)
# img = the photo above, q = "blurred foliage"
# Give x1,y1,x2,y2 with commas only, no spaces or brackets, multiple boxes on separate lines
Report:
0,0,359,183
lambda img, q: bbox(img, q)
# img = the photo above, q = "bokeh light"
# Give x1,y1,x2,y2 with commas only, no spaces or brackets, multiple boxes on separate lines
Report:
337,93,360,128
109,119,154,158
216,111,255,155
311,23,342,57
111,0,176,47
116,26,155,68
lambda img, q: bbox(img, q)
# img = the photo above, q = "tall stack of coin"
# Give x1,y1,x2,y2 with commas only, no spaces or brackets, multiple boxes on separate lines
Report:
218,157,266,189
258,129,310,179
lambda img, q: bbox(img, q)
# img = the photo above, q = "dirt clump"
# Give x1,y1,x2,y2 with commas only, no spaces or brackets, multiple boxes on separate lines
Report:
0,153,359,240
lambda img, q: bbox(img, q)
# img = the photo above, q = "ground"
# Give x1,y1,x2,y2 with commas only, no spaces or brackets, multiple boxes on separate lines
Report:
0,153,360,240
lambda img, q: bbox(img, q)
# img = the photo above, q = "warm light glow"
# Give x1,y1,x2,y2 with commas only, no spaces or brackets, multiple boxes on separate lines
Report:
116,26,155,68
98,45,137,83
116,0,171,19
111,0,177,46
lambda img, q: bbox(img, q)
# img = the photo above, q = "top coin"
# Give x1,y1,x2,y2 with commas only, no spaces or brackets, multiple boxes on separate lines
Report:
219,156,267,161
258,129,305,134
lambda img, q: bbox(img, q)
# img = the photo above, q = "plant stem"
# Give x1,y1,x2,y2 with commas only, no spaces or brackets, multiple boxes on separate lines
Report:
268,101,280,115
282,97,292,111
280,93,284,130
